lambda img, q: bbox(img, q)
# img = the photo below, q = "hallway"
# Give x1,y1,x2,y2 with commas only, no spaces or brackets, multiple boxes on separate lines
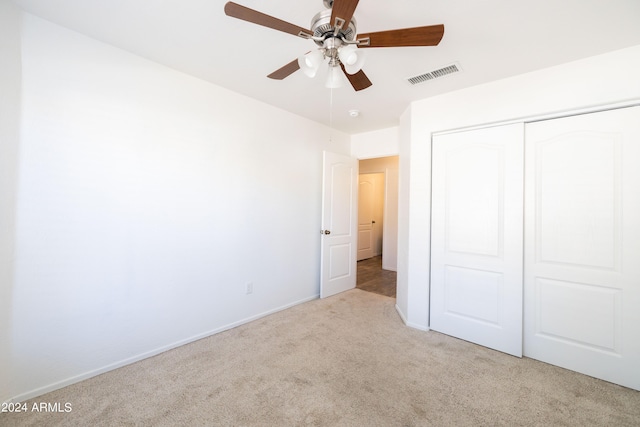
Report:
356,256,397,298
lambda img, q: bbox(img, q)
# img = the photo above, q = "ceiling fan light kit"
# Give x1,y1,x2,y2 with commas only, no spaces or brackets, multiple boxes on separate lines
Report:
298,50,325,78
326,65,346,89
338,45,366,75
299,39,365,87
224,0,444,91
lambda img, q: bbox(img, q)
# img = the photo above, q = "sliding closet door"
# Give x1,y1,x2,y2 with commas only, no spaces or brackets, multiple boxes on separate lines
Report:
524,107,640,390
431,124,524,357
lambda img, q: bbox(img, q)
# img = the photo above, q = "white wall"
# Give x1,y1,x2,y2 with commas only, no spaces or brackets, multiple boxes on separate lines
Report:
395,109,411,326
351,126,399,159
0,0,22,404
398,45,640,329
358,156,398,174
9,13,349,402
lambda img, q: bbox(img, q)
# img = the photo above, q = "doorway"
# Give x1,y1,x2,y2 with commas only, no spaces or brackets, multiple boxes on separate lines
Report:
356,156,399,298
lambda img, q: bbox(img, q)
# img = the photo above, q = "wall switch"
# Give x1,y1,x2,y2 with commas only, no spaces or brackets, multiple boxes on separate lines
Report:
245,282,253,295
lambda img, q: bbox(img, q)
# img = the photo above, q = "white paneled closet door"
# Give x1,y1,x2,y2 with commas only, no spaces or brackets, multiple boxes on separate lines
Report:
431,124,524,357
524,107,640,390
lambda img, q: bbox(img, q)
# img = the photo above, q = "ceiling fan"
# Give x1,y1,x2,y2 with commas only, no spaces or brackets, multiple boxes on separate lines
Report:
224,0,444,91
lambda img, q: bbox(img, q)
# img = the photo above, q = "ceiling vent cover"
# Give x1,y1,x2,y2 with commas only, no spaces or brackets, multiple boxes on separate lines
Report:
407,63,461,85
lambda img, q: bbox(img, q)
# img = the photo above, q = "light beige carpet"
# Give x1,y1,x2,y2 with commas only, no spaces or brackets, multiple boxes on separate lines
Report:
3,289,639,426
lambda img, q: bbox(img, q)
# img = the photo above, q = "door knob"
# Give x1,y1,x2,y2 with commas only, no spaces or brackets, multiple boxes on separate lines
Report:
323,230,331,235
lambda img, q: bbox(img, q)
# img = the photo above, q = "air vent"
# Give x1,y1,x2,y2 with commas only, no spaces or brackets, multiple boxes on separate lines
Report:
407,63,461,85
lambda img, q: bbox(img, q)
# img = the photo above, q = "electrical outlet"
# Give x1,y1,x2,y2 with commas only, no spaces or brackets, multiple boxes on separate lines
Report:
245,282,253,295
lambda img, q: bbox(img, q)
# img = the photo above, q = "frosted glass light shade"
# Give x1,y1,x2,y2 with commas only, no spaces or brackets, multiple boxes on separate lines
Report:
298,50,324,78
325,65,344,89
338,45,365,75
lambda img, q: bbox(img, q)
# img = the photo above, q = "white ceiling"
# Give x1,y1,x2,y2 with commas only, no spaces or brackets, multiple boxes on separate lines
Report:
11,0,640,134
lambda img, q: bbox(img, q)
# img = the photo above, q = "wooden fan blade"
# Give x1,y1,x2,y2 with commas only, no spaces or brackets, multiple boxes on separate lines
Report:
341,65,372,91
224,2,312,38
267,59,300,80
358,25,444,48
330,0,359,28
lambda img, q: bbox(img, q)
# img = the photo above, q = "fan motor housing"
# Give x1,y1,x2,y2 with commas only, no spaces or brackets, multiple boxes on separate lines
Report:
310,9,357,47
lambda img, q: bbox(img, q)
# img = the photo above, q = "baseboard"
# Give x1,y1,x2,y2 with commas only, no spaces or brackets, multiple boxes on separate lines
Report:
395,304,409,325
8,294,319,404
406,321,430,332
395,304,429,331
381,262,397,272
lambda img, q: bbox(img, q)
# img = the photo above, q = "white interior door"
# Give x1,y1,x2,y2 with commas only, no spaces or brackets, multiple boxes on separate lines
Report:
320,151,357,298
524,107,640,390
357,175,375,261
431,124,524,357
358,173,384,261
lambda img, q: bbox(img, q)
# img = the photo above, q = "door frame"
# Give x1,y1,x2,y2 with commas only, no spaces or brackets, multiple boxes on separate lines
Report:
357,157,399,272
